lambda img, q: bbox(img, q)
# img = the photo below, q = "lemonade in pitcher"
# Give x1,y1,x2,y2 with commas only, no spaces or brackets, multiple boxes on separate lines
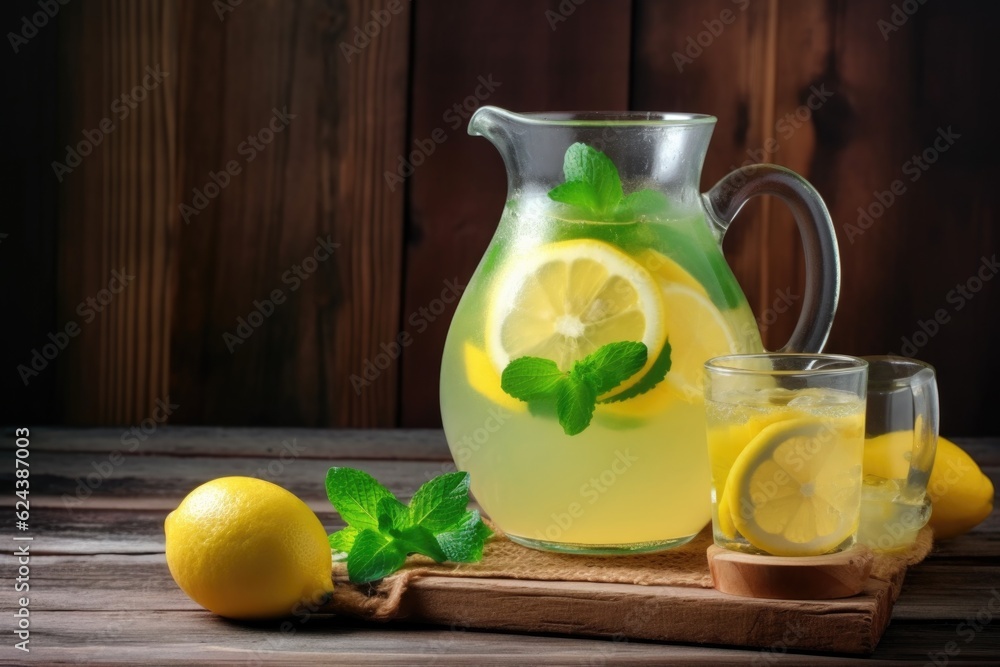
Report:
440,108,841,553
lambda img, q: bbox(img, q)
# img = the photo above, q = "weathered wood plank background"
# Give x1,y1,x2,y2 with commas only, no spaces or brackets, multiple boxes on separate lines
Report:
3,0,998,433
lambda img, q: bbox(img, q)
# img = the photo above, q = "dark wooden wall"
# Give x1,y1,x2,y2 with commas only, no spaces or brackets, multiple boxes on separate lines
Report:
3,0,998,435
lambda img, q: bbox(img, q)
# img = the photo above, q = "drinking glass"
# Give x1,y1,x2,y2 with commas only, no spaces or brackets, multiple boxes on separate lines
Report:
857,356,938,552
705,354,868,556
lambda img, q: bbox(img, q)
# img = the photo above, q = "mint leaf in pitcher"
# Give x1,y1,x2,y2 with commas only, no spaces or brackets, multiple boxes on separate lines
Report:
548,143,671,221
500,341,649,435
548,143,623,217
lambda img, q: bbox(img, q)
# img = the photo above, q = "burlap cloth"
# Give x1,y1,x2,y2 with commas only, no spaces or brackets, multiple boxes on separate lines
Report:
327,524,933,620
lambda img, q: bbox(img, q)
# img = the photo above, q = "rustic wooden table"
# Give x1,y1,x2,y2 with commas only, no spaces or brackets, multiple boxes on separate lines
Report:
15,428,1000,664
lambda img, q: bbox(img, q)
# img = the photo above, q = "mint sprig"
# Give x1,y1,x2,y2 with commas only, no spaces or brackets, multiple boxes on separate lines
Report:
548,143,670,221
326,468,492,583
501,341,653,435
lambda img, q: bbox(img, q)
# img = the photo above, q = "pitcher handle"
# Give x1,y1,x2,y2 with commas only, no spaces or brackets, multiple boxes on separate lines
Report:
703,164,840,353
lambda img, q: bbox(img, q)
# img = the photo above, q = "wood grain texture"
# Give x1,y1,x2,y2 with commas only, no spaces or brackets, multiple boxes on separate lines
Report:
778,0,1000,436
398,0,634,427
707,544,875,600
6,429,998,664
56,0,177,424
169,0,410,427
391,575,894,654
631,0,779,344
8,1,1000,433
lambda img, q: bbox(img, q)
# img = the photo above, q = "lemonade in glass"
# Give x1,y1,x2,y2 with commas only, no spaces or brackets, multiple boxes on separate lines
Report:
704,354,867,557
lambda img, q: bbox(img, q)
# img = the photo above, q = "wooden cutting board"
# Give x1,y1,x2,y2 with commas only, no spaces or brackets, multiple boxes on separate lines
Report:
327,528,931,655
390,570,896,654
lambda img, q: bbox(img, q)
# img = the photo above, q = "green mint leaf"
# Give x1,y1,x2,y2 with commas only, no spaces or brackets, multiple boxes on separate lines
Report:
548,181,599,210
435,510,492,563
502,342,650,435
377,496,410,532
548,144,676,223
474,517,494,543
347,529,407,583
561,143,623,214
408,471,472,531
393,525,448,563
555,377,598,435
501,356,565,402
600,340,671,403
328,526,360,553
326,468,490,580
326,467,394,530
622,189,670,219
575,341,648,395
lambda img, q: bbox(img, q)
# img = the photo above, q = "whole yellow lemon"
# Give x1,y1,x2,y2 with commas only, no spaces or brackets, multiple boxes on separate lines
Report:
164,477,333,619
927,437,994,540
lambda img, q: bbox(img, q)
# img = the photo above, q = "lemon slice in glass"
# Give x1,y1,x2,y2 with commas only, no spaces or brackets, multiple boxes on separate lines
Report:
724,419,862,556
486,239,665,395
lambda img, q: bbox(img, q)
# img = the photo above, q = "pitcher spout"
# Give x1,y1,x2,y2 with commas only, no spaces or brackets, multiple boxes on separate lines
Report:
467,106,718,203
468,105,521,139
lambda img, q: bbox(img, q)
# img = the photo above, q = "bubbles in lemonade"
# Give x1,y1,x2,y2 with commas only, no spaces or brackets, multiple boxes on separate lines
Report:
706,387,866,556
440,195,762,552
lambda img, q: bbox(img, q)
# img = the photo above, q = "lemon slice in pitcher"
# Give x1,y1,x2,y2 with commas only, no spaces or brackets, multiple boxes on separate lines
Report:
598,282,737,416
463,342,526,412
486,239,665,393
636,249,709,298
658,284,737,401
724,419,862,556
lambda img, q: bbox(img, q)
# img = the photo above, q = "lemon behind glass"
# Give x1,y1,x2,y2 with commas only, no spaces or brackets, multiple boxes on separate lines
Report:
164,476,333,619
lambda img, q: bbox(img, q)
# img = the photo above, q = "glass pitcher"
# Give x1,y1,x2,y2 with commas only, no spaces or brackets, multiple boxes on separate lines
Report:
439,106,840,554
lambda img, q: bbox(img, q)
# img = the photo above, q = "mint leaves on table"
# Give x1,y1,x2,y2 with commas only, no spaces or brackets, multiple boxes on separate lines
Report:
547,143,670,222
325,468,492,583
501,341,661,436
